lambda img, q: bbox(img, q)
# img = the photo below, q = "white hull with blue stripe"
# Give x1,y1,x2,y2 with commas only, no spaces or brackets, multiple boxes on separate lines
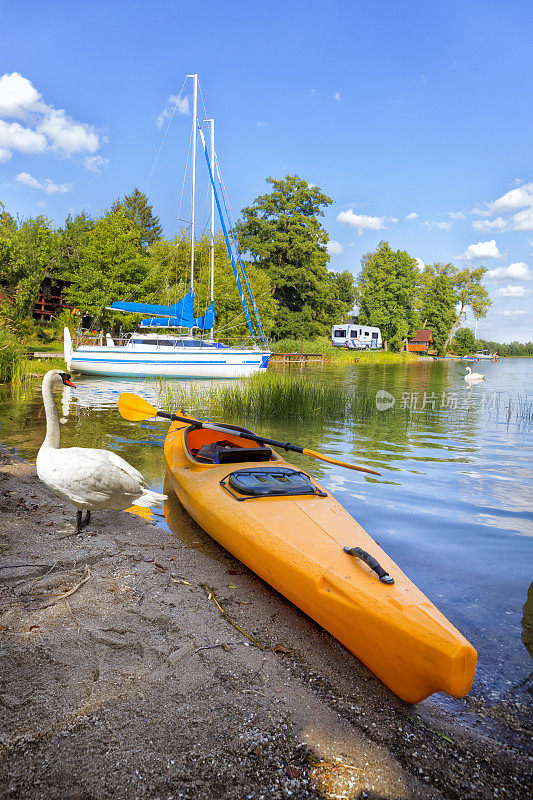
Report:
66,334,270,379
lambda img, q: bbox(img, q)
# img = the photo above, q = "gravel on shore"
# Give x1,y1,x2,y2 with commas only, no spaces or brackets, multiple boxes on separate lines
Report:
1,444,531,800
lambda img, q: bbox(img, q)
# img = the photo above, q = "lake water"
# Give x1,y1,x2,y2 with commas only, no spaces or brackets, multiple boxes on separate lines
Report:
1,358,531,707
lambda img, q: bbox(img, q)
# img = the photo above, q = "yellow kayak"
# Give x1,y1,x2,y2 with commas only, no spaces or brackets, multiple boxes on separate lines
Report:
164,418,477,703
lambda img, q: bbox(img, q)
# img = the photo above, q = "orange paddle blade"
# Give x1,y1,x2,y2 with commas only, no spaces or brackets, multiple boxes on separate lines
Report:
303,449,381,476
118,393,158,422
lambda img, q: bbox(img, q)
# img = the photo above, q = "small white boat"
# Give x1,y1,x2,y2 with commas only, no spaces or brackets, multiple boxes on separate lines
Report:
65,329,269,379
474,350,500,362
66,74,270,380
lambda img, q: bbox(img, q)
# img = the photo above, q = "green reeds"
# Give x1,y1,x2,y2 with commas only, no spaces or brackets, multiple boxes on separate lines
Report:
157,372,395,423
0,331,25,382
156,372,533,428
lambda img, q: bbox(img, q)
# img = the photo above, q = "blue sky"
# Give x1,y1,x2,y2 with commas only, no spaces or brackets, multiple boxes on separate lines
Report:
1,0,532,342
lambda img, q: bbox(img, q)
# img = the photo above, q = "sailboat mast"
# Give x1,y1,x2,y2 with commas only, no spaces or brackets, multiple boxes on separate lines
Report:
187,73,198,294
206,117,215,338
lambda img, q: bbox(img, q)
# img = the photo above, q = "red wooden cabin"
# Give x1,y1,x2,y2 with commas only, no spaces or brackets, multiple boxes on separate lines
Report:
407,329,433,353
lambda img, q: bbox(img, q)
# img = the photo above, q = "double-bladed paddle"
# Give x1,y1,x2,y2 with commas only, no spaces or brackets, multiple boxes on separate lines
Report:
118,392,381,476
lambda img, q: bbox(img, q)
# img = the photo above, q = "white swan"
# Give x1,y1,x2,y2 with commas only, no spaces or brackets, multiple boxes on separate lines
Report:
36,370,166,533
464,366,486,383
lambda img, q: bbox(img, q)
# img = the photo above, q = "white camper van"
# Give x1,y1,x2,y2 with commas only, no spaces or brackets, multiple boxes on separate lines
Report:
331,323,382,349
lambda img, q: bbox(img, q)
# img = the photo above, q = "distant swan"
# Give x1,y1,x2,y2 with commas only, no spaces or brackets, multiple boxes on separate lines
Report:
464,366,486,383
36,370,166,533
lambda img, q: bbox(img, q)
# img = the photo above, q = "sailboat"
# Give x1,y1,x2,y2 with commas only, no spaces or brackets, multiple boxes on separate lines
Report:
64,74,271,379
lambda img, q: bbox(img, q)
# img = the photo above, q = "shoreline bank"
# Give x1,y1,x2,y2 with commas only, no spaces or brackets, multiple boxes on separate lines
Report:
0,444,531,799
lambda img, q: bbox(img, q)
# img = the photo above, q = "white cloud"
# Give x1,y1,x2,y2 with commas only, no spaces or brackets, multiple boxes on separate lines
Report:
473,216,509,232
405,212,418,220
489,182,533,213
495,284,531,298
156,93,190,128
38,109,99,154
333,92,341,101
424,219,453,230
326,240,343,255
0,72,105,162
0,119,47,153
337,209,384,234
497,310,527,317
512,206,533,231
84,154,109,174
256,121,268,127
0,146,12,163
510,178,523,187
486,261,532,281
0,72,44,118
15,171,72,194
448,211,466,220
415,257,425,271
462,240,503,260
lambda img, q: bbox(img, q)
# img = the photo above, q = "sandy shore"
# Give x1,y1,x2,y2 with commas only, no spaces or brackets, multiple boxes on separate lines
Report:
0,444,531,800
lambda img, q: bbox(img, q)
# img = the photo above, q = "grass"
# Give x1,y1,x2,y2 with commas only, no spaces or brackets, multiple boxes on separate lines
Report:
0,330,66,383
158,371,418,424
157,371,533,428
270,336,418,364
20,356,67,376
0,331,26,382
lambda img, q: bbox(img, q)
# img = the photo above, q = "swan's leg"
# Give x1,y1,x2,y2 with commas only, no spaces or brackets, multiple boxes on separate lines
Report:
76,510,91,533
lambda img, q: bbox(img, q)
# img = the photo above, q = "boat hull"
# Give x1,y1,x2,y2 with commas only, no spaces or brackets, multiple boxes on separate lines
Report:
67,345,271,378
163,421,477,703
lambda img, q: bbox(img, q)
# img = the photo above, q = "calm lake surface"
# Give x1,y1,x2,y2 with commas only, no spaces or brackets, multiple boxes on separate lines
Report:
1,357,532,708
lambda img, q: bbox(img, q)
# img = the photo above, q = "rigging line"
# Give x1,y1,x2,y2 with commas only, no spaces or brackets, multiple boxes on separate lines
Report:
198,128,256,339
176,124,193,227
214,153,266,345
144,76,187,192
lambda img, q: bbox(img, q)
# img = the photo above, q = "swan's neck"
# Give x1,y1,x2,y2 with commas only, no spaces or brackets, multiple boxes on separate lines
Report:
41,376,61,450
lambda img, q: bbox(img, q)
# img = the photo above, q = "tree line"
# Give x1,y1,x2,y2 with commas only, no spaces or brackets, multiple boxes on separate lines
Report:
0,175,525,354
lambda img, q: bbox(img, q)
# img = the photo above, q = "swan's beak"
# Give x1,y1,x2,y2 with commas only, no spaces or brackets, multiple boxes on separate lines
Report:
60,372,77,388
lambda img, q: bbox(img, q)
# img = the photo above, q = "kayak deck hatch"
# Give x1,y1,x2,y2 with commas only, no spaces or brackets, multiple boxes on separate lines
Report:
223,466,328,499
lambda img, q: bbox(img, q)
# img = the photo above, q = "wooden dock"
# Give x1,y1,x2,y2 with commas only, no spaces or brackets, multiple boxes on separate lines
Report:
269,352,324,364
31,352,64,360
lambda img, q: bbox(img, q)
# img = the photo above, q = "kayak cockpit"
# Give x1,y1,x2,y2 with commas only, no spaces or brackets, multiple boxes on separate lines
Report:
185,425,277,465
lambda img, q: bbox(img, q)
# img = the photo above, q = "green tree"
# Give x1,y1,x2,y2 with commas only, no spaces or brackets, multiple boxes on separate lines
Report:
235,175,353,338
55,212,94,281
119,188,163,249
452,327,477,356
13,217,58,318
66,207,151,328
443,267,491,353
356,241,419,350
419,263,458,354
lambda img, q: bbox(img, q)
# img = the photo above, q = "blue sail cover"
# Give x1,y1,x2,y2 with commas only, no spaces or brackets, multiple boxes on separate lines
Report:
194,300,215,330
110,290,196,326
139,299,215,330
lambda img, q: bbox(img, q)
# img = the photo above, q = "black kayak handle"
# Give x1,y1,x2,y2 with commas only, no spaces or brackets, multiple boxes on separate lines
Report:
343,546,394,584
